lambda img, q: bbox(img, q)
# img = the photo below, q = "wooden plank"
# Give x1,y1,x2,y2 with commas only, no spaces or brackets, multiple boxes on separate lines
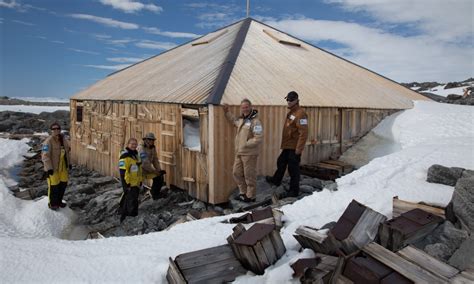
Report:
260,236,278,264
161,120,176,126
362,242,446,283
253,241,271,268
393,197,445,218
182,177,196,182
269,230,286,258
166,257,186,284
397,246,459,280
181,108,199,117
161,131,175,136
181,257,246,283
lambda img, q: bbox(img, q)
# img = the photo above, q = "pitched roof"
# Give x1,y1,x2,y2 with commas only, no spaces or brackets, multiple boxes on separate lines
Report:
72,18,428,109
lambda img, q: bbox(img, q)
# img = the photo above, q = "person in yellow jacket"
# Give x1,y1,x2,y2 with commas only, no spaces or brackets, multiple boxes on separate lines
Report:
224,98,263,203
266,91,309,197
118,138,143,222
42,122,71,210
138,133,166,200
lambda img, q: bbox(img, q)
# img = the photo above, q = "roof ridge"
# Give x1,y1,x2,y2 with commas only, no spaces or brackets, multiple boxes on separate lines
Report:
206,18,252,105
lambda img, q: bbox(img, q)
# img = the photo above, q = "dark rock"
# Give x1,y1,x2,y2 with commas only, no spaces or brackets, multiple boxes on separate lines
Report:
192,200,206,210
300,178,323,190
461,169,474,179
299,185,315,194
74,184,95,194
445,201,457,225
90,176,116,187
446,94,462,100
448,237,474,270
444,82,462,89
426,164,464,186
452,177,474,232
321,221,337,230
424,243,452,261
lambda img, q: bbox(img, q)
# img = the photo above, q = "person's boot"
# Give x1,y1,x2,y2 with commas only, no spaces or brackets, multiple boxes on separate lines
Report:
48,204,59,211
265,176,280,186
59,201,67,208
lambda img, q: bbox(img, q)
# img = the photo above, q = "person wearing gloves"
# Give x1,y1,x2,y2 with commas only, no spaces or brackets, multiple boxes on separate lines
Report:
41,122,71,210
266,91,308,197
223,98,263,203
118,138,143,222
138,133,166,200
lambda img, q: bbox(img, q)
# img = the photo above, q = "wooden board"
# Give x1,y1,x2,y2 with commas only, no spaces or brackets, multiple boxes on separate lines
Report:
393,196,445,218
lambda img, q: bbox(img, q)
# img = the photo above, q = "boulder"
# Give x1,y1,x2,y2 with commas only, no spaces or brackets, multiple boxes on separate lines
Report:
90,176,116,187
299,184,315,194
426,164,464,186
448,236,474,270
452,177,474,232
424,243,452,261
300,178,323,190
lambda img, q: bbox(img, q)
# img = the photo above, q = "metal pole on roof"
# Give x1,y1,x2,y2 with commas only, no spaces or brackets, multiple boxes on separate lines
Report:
246,0,250,18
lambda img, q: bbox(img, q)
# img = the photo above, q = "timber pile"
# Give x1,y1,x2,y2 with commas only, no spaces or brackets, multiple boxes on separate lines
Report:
300,160,353,181
290,254,340,283
392,196,445,218
379,208,444,252
166,244,246,284
227,223,286,275
228,207,284,229
294,200,386,255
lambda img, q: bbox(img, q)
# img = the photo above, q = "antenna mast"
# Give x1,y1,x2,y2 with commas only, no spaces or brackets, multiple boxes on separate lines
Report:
246,0,250,18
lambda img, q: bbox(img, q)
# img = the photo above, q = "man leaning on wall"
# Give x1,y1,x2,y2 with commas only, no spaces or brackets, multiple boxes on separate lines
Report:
138,133,166,200
224,99,263,203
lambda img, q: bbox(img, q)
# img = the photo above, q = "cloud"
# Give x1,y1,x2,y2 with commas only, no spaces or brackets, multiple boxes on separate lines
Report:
69,14,139,29
99,0,163,13
135,40,176,50
0,1,49,13
83,64,131,70
185,3,241,29
34,35,47,40
0,0,21,10
91,33,112,40
106,57,144,63
51,40,64,44
142,27,200,38
0,18,3,24
12,19,35,26
68,48,100,55
264,17,473,82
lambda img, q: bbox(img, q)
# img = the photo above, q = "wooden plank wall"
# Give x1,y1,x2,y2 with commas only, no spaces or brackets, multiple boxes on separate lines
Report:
210,105,397,204
70,100,209,200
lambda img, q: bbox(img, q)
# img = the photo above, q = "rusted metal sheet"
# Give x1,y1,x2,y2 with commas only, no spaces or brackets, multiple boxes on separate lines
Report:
291,257,321,278
331,200,366,241
229,207,273,224
381,271,414,284
234,223,275,246
401,208,443,226
344,254,413,284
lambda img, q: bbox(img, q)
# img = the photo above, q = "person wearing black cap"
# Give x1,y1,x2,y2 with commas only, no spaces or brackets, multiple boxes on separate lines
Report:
266,91,308,197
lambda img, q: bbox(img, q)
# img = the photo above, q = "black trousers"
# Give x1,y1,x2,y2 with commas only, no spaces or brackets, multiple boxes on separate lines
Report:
150,175,164,200
119,186,140,219
271,149,301,196
49,181,67,206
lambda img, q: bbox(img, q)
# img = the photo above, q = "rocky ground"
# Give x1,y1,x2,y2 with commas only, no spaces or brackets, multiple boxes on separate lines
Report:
0,96,68,106
0,110,70,134
402,78,474,105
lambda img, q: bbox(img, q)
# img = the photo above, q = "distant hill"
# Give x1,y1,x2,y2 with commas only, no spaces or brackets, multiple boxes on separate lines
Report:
0,96,69,106
402,78,473,105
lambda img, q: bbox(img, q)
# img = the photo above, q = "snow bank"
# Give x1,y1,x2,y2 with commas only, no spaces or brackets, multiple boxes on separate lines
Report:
0,105,70,114
421,85,467,97
0,101,473,283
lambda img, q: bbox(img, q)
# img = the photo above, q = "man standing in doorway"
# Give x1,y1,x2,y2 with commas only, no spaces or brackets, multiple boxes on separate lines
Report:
266,91,308,197
138,133,166,200
224,99,263,203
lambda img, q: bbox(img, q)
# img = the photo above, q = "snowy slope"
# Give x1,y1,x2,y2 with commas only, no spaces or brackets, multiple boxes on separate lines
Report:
0,105,70,114
0,101,473,283
419,84,468,97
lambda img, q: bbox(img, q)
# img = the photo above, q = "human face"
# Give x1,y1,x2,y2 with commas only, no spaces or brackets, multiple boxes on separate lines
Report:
51,126,61,136
145,139,155,146
241,102,251,116
286,98,298,109
128,140,138,150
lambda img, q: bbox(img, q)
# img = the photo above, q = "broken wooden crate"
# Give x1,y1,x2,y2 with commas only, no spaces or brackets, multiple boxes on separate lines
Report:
290,253,343,283
166,244,247,284
294,226,342,256
228,207,284,229
300,160,353,181
379,208,444,252
227,223,286,275
392,196,445,219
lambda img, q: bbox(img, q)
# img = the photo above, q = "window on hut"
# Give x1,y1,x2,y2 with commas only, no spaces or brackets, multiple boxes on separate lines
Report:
182,108,201,152
76,103,83,123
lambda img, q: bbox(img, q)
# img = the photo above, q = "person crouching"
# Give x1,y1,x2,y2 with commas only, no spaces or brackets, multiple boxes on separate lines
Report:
42,122,71,210
138,133,166,200
118,138,143,222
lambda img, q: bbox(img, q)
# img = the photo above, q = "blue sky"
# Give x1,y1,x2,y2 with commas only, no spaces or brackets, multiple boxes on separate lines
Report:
1,0,472,99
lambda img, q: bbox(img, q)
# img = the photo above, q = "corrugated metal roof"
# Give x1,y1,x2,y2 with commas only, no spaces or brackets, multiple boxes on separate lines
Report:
220,20,427,109
72,21,243,103
72,18,427,109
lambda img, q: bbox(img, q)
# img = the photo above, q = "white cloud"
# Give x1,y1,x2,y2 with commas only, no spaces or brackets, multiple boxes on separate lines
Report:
51,40,64,44
34,35,46,40
68,48,100,55
135,40,176,50
99,0,163,13
265,17,473,82
12,19,35,26
325,0,473,42
106,57,144,63
143,27,200,38
0,1,48,13
0,0,21,10
186,3,241,29
91,33,112,40
69,14,139,29
83,64,131,70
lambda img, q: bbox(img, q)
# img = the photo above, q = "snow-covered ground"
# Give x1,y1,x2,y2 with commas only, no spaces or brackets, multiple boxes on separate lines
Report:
13,97,70,103
415,84,469,97
0,101,473,283
0,105,70,114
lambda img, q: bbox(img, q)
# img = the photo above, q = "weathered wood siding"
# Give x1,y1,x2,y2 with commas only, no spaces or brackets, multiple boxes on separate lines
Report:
209,105,396,204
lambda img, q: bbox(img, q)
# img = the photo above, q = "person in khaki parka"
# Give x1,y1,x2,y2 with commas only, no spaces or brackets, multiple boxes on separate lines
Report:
42,122,71,210
138,133,166,200
224,99,263,203
266,91,309,197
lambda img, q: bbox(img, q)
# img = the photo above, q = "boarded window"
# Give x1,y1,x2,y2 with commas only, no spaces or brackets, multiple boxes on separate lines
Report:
76,105,83,122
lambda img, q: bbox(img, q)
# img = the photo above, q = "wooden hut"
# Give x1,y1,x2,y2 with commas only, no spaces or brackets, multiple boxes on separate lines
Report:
69,18,428,204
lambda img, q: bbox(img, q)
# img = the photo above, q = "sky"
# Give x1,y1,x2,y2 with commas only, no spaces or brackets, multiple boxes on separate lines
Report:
0,0,473,100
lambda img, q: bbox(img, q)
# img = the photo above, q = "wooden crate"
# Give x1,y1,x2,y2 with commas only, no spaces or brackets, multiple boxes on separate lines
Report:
227,223,286,275
392,196,445,219
166,244,247,284
228,207,284,229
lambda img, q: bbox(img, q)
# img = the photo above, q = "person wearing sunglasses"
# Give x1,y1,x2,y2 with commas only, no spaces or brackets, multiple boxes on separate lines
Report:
223,98,263,203
41,122,71,210
138,133,166,200
266,91,308,197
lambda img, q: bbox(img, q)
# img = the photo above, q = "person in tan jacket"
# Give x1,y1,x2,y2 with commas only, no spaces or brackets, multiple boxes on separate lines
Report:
138,133,166,200
266,91,308,197
224,99,263,202
42,122,71,210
